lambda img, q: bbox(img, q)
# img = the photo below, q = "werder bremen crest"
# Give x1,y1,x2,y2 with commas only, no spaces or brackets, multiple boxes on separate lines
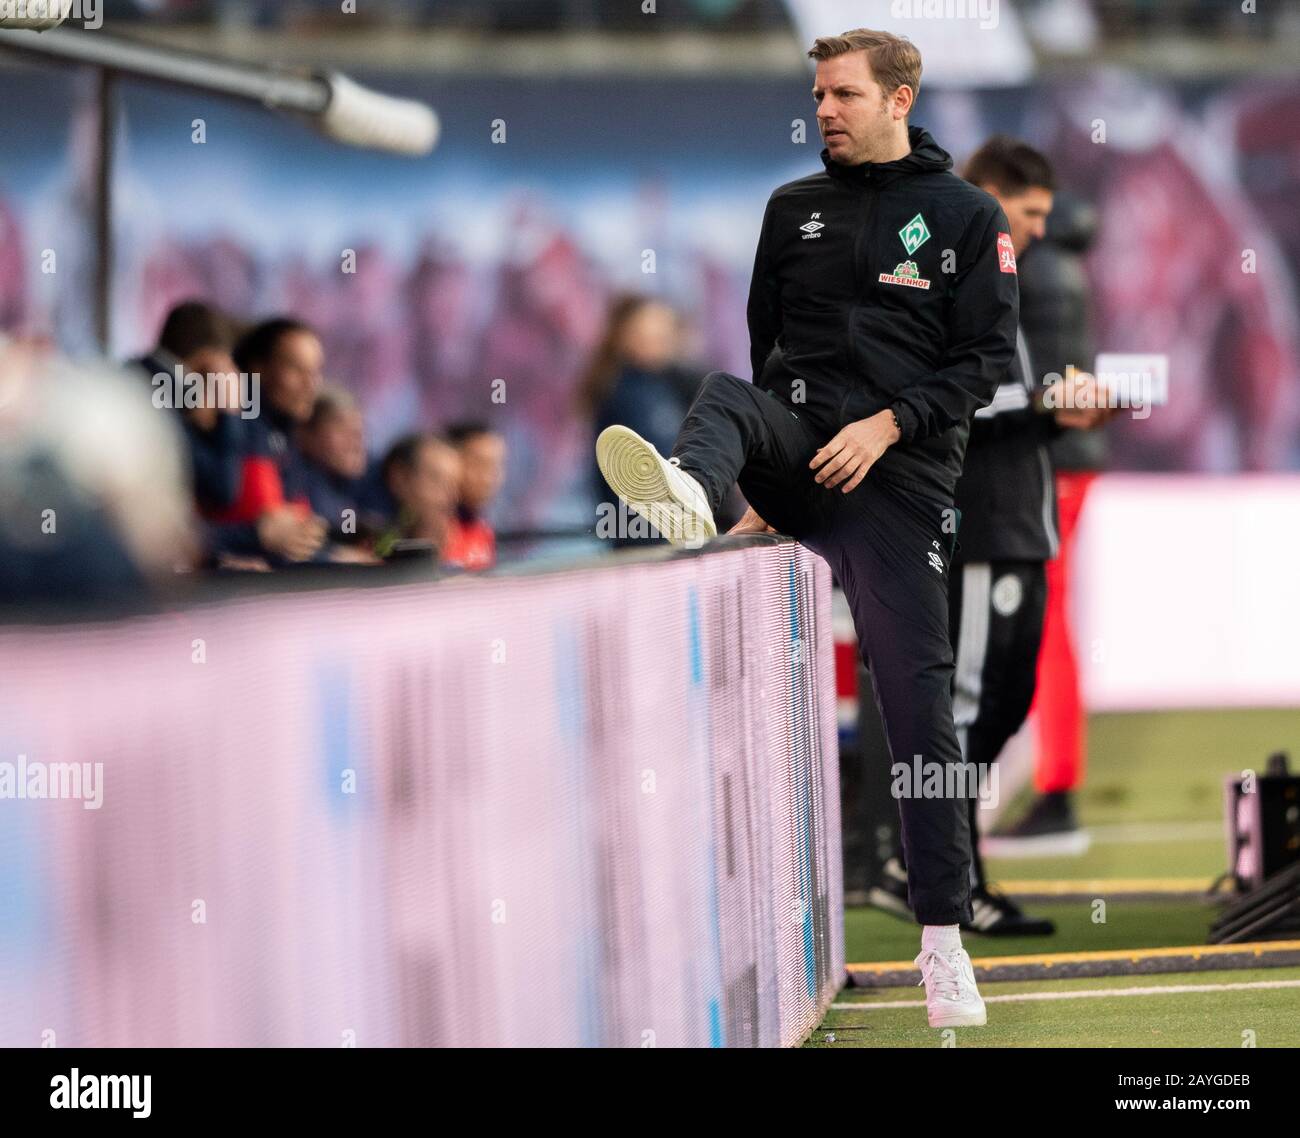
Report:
898,213,931,255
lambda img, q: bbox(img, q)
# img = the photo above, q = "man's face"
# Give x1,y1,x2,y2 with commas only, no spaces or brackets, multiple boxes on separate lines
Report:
185,347,240,412
303,408,367,481
457,433,506,513
988,185,1055,257
814,53,909,166
262,330,324,424
395,441,460,530
619,302,678,372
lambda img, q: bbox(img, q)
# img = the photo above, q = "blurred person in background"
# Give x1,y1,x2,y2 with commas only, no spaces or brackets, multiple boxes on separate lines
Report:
442,422,505,571
214,317,330,566
132,299,245,514
130,299,304,569
298,385,381,552
577,294,707,543
993,189,1106,852
1,335,192,604
376,432,462,562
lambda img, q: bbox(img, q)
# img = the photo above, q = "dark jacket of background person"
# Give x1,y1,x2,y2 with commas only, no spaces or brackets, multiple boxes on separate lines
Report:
185,412,247,514
951,328,1061,562
0,457,147,603
577,294,708,540
1018,192,1107,473
2,344,192,605
303,461,359,535
135,348,245,512
356,458,398,525
302,460,389,545
590,363,700,497
204,403,313,527
133,348,264,561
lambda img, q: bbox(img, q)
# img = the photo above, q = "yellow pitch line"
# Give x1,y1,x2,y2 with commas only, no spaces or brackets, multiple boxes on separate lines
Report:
995,878,1215,895
847,940,1300,973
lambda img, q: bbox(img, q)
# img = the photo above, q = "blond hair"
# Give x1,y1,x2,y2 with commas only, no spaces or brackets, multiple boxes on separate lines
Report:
807,28,922,105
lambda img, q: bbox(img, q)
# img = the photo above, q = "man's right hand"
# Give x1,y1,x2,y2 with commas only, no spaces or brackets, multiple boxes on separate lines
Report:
257,508,328,562
728,506,776,535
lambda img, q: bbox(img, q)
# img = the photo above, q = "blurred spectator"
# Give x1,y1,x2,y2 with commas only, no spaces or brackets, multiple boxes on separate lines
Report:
133,300,245,512
214,317,330,565
1,335,192,604
376,432,461,561
442,421,504,570
130,299,297,568
298,386,373,544
577,294,704,541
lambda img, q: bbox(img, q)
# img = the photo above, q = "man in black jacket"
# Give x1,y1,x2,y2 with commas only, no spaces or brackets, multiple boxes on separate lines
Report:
597,28,1017,1028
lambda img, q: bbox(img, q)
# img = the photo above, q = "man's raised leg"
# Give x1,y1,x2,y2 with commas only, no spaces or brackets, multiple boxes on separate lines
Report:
597,371,814,545
672,372,822,538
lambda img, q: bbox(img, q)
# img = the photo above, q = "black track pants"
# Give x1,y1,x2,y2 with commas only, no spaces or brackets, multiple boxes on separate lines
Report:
673,371,974,926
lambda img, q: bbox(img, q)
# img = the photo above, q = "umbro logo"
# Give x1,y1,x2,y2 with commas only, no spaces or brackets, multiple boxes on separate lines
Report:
927,551,944,573
800,212,824,240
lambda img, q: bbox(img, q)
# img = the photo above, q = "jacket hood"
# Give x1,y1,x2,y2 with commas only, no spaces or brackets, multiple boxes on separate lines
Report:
820,125,953,185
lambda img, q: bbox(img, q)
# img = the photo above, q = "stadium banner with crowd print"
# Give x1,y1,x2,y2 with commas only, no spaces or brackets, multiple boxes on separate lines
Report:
0,538,843,1047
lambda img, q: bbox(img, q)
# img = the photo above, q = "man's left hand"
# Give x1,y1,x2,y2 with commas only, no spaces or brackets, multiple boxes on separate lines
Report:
1048,370,1115,430
809,410,901,493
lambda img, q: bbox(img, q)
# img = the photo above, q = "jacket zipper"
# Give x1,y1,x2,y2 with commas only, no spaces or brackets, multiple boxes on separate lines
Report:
840,177,876,425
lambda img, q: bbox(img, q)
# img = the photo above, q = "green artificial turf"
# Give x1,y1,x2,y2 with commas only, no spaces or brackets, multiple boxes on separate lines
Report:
845,899,1224,964
819,710,1300,1047
806,966,1300,1048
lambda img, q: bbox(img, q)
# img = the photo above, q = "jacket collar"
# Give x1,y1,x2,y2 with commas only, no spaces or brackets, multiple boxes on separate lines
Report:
820,125,953,186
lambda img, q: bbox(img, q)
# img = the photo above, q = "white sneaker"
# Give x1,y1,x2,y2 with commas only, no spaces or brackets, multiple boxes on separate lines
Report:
914,946,987,1028
596,424,717,548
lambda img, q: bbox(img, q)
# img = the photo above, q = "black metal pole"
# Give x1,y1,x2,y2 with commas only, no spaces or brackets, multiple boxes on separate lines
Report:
0,27,436,158
0,27,331,114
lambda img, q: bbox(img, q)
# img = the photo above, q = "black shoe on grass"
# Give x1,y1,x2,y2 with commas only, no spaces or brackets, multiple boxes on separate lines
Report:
984,791,1090,857
865,857,915,923
961,884,1056,936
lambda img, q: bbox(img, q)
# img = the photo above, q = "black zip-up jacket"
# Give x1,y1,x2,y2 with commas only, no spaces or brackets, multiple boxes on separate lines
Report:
747,125,1019,501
